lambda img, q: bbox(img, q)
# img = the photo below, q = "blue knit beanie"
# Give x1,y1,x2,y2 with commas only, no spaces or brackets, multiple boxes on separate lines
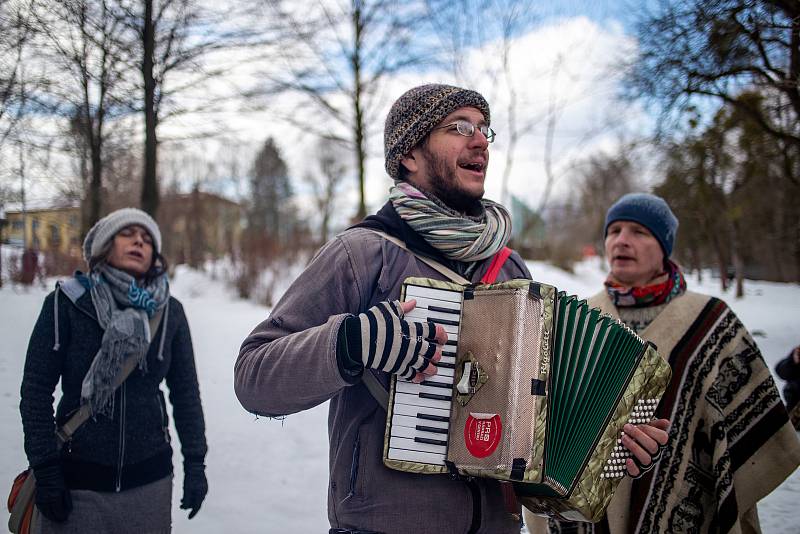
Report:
604,193,678,257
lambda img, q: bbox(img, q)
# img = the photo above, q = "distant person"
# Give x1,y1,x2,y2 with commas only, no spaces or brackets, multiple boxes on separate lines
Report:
525,193,800,533
20,248,39,285
20,208,208,533
235,84,666,534
775,345,800,429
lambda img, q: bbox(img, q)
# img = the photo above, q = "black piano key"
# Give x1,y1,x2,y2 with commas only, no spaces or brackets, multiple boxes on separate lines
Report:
428,305,460,315
419,392,452,401
445,340,458,347
429,317,459,327
420,380,451,389
414,436,448,447
417,413,449,422
435,362,455,369
416,425,449,434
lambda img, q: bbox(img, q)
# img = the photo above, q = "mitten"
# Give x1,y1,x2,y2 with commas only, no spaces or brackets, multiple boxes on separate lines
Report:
180,460,208,519
345,300,439,380
33,460,72,523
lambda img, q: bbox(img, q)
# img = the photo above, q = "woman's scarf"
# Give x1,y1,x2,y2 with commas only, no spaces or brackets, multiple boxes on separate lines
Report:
389,181,512,262
82,263,169,416
605,259,686,308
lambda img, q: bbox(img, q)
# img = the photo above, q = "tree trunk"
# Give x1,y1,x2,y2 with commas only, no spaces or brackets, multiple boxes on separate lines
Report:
351,0,366,221
141,0,159,218
89,140,102,227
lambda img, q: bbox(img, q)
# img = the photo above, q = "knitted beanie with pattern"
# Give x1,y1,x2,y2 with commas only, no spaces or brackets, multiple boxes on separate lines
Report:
384,84,490,179
82,208,162,263
604,193,678,257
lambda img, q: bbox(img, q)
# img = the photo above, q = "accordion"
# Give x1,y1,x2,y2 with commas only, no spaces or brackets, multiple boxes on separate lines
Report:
382,277,672,522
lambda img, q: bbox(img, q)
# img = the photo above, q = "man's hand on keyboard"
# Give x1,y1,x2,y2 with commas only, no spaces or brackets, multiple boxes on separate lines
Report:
348,299,447,383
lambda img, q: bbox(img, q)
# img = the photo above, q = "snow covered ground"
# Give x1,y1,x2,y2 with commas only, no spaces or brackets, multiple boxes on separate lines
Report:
1,257,798,533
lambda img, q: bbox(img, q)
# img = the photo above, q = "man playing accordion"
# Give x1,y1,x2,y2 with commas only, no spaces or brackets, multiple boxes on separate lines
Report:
235,85,668,534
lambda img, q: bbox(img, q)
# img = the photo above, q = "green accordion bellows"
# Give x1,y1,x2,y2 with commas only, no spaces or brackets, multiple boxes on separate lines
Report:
382,277,672,522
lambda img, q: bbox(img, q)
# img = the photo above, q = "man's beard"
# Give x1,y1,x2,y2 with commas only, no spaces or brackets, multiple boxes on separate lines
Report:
420,146,484,216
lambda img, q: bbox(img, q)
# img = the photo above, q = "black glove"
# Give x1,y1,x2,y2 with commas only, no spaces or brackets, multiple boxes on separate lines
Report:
345,300,439,380
33,460,72,523
180,460,208,519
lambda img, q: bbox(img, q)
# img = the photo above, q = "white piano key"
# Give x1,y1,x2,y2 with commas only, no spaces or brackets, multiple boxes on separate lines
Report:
390,414,449,431
387,447,446,465
390,436,447,455
391,402,451,420
404,308,461,323
430,366,454,378
396,381,453,398
394,392,452,411
407,300,460,315
404,315,460,336
438,355,456,365
421,374,453,385
406,284,463,303
390,425,449,442
406,290,461,303
408,295,462,313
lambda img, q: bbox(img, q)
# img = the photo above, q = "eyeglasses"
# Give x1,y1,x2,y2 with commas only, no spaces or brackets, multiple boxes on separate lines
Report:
432,119,496,143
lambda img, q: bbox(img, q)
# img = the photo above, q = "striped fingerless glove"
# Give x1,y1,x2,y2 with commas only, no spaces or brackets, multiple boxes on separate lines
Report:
346,300,438,380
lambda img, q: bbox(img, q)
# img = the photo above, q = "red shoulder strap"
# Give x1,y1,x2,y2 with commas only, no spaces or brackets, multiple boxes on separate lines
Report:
480,246,513,284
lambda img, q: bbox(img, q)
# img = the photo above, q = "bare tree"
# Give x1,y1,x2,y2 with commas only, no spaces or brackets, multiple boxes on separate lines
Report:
254,0,434,220
117,0,267,218
304,137,348,245
0,0,36,148
426,0,539,206
626,0,800,159
28,0,135,231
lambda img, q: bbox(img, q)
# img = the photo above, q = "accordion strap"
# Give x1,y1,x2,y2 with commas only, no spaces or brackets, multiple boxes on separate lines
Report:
364,230,470,285
480,246,513,284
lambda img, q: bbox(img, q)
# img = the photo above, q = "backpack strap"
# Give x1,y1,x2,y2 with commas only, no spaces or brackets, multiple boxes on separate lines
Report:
52,278,86,351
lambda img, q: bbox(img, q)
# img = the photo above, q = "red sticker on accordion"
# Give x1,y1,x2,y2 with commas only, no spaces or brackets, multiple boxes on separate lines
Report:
464,413,502,458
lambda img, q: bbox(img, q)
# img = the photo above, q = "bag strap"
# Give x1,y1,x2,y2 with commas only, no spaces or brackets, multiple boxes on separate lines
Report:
55,307,165,445
364,230,470,285
480,246,513,284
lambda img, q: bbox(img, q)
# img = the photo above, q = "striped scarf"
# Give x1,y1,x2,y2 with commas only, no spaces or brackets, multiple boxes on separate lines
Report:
82,263,169,416
389,182,512,262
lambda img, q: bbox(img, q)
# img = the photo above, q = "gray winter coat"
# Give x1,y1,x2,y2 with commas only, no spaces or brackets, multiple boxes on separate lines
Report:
236,221,531,534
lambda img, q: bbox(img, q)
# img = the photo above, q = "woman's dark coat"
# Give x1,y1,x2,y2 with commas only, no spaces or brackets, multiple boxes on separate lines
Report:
20,274,207,491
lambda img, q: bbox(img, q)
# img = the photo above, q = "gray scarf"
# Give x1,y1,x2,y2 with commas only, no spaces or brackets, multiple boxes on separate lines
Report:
82,263,169,417
389,182,512,262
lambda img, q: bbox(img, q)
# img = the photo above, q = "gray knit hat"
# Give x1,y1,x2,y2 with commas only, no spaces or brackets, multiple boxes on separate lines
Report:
82,207,162,263
384,83,490,178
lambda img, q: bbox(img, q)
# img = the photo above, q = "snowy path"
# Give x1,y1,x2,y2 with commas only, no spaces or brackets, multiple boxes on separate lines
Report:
1,260,797,532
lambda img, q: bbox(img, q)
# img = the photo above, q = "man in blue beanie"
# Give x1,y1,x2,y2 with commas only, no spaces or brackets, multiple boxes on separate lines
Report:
527,192,800,534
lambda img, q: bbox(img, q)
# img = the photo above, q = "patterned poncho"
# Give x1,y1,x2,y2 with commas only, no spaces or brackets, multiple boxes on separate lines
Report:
527,290,800,534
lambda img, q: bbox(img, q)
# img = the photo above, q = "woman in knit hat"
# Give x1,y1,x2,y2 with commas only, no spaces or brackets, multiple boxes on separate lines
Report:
19,207,208,533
